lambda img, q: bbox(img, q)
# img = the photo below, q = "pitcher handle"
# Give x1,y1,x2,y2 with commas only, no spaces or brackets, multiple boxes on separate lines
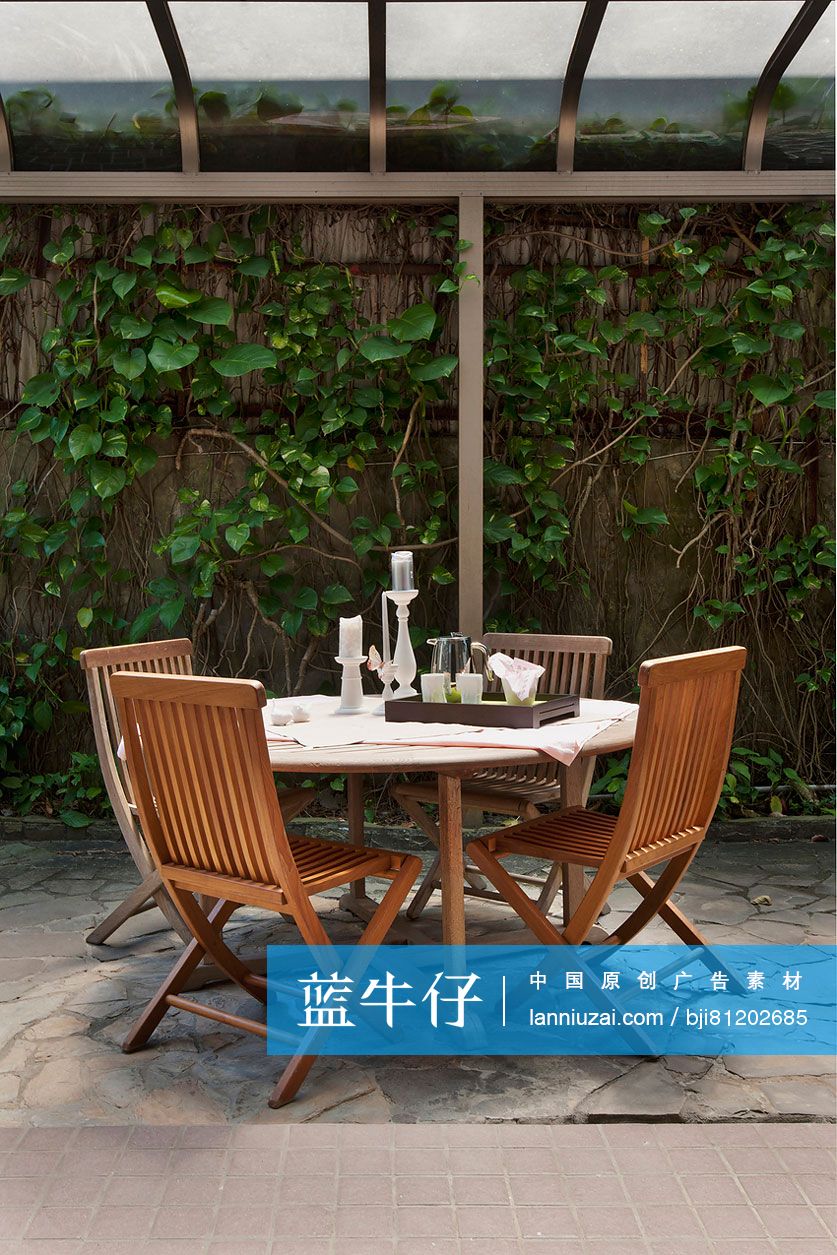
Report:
471,642,493,680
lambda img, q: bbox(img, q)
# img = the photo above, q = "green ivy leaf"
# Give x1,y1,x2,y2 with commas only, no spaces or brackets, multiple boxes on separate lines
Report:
625,312,663,337
22,374,60,407
76,607,94,629
238,257,270,278
112,272,137,299
225,523,250,552
747,375,793,405
68,425,103,461
358,336,411,363
127,605,160,642
389,303,437,343
101,430,128,459
281,608,303,637
411,355,457,381
186,296,233,325
321,583,352,605
159,596,185,629
814,390,836,410
294,586,318,610
90,462,127,499
155,281,202,308
148,339,200,373
0,268,32,296
210,344,277,376
112,348,147,379
170,535,201,564
59,809,92,828
112,314,152,340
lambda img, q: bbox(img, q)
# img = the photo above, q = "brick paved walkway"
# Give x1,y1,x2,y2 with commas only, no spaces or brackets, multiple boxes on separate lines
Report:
0,1121,833,1253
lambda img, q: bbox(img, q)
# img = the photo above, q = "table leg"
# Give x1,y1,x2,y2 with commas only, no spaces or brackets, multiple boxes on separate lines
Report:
339,772,432,944
348,773,366,897
438,773,466,946
559,760,587,926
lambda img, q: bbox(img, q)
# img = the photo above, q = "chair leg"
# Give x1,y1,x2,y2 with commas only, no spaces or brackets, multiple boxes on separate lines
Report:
268,856,422,1109
395,791,488,908
405,853,442,920
535,861,564,915
627,871,709,945
169,886,268,1003
603,853,695,944
468,844,567,945
86,871,164,945
279,788,315,824
123,899,238,1052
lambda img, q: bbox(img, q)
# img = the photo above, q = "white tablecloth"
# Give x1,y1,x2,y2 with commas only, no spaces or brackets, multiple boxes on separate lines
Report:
264,696,636,766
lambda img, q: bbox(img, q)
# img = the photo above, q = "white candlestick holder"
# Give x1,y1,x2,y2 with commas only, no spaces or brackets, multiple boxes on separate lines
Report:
387,588,419,698
335,655,366,714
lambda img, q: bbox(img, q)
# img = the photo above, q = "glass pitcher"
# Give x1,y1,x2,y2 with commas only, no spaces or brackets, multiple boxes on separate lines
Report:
427,633,491,684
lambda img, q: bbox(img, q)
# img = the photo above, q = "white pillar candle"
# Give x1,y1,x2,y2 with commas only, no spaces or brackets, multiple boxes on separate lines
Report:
390,550,415,592
338,615,363,658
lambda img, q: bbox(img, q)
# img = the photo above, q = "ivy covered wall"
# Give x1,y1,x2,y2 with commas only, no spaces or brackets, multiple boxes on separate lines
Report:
0,201,833,824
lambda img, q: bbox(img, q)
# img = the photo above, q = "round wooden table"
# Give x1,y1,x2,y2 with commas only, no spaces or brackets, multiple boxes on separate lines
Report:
267,709,637,945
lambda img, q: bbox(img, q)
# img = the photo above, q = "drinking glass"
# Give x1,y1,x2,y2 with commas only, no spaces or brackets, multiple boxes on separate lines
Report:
420,672,448,703
456,672,484,704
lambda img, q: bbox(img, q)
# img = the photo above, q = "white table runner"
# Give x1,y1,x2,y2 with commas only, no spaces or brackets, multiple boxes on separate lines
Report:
264,696,636,766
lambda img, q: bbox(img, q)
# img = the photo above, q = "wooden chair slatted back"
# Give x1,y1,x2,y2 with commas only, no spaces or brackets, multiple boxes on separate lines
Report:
482,633,611,702
480,634,612,789
616,647,746,859
110,672,306,903
79,639,194,842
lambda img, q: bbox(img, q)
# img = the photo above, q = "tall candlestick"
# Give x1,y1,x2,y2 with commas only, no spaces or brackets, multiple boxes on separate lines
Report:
388,588,419,698
390,550,415,592
338,615,363,658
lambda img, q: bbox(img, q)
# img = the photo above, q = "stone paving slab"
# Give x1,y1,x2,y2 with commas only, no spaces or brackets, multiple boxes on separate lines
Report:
0,1122,833,1253
0,836,834,1126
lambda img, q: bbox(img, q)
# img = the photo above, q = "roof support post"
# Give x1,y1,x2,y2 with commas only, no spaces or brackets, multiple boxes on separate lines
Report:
743,0,830,173
368,0,387,174
146,0,200,174
557,0,608,172
0,92,12,173
457,194,484,639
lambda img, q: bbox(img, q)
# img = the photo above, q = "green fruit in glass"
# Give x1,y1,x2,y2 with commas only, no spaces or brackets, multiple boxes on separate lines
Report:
446,686,461,703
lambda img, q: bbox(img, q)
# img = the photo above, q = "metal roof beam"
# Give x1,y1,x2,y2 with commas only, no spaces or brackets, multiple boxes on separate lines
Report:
0,170,831,203
146,0,200,175
743,0,831,173
369,0,387,174
557,0,608,173
0,92,12,174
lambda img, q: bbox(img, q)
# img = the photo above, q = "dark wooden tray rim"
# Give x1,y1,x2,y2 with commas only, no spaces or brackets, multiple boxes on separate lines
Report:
384,692,580,729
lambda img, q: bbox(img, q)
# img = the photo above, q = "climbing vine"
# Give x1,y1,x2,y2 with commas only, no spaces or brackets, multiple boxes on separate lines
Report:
0,201,833,822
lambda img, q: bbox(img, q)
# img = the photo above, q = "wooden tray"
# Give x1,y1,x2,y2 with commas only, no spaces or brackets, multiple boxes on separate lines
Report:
384,693,580,729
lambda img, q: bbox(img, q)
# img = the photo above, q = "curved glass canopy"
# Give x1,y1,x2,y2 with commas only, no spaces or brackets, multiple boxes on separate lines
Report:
387,2,585,171
575,1,803,171
0,1,179,171
763,0,834,168
0,0,833,180
170,1,369,171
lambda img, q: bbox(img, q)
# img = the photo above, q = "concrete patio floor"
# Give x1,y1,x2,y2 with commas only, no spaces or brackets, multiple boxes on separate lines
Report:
0,831,834,1127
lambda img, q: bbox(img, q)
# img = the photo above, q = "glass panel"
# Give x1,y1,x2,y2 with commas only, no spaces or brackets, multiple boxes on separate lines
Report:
171,2,369,171
387,1,584,171
0,1,179,171
576,0,803,171
764,2,835,170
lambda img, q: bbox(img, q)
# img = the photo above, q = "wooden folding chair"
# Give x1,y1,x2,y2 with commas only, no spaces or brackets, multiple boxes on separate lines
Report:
466,647,746,946
392,634,612,920
80,639,312,946
111,671,421,1108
